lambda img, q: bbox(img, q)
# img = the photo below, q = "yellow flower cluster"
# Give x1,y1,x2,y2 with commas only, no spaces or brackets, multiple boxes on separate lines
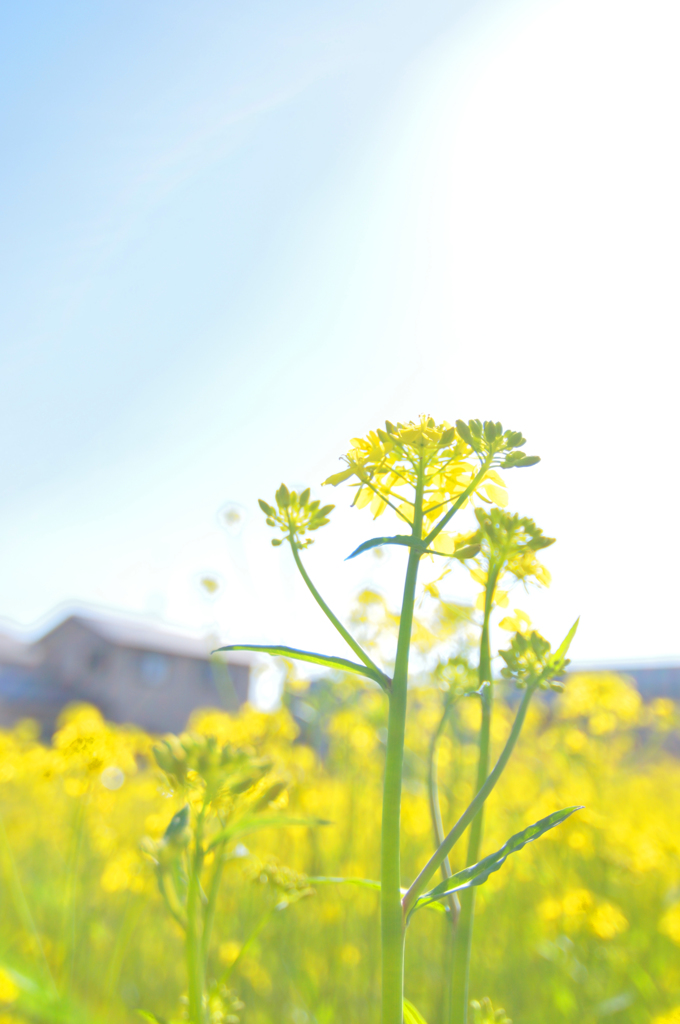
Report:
323,416,537,527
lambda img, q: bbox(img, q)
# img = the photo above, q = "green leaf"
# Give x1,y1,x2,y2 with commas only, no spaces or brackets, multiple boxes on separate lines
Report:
345,535,422,560
137,1013,167,1024
207,815,330,852
412,807,582,914
555,617,580,660
163,805,189,842
404,999,430,1024
213,644,389,690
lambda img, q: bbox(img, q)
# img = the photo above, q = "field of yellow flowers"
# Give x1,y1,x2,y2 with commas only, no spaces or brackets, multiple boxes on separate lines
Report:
0,669,679,1024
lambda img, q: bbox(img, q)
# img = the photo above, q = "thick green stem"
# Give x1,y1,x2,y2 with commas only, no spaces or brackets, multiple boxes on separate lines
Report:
402,682,537,916
450,579,496,1024
290,541,384,682
187,808,207,1024
381,460,424,1024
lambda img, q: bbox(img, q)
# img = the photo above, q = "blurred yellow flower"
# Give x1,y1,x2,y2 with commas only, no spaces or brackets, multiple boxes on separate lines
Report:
559,673,642,726
563,888,593,916
219,941,242,965
0,970,18,1004
660,905,680,944
590,902,628,939
339,943,362,967
538,897,562,922
653,1009,680,1024
498,609,532,634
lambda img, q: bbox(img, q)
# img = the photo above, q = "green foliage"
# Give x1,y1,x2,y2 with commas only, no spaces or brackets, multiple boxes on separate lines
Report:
412,808,582,914
214,644,390,690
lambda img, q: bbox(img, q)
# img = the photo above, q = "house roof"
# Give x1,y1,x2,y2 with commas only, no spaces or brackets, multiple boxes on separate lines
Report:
38,611,249,665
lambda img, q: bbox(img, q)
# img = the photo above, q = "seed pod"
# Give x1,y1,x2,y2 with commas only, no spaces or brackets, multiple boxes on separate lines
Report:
454,544,482,560
455,420,473,444
251,780,287,812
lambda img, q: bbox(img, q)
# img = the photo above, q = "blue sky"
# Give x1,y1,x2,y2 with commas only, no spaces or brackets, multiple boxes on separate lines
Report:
1,0,679,680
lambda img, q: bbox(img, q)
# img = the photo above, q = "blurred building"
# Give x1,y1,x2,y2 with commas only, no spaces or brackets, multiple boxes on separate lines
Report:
0,611,249,735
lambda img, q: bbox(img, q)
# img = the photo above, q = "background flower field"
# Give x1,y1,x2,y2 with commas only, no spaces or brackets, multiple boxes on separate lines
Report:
0,669,678,1024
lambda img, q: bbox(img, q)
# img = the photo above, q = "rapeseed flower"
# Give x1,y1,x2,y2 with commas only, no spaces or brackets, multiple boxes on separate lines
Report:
323,416,538,527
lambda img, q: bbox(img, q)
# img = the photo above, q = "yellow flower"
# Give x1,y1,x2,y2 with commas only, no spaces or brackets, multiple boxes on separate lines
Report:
563,888,593,916
660,905,680,944
653,1009,680,1024
538,897,562,921
324,416,534,527
559,673,642,727
499,609,532,634
590,902,628,939
219,941,243,965
0,969,19,1004
339,943,362,966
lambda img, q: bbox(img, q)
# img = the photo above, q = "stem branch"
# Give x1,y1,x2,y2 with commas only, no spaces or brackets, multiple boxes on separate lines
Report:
402,682,537,917
290,543,384,682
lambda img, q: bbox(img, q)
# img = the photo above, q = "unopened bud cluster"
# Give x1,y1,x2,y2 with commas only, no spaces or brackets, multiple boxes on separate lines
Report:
259,484,334,548
500,630,570,691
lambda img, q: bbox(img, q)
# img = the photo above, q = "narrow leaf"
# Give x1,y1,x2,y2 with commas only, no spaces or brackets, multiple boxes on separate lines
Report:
346,536,423,560
412,806,582,913
207,816,330,852
404,999,430,1024
214,644,388,689
555,617,580,660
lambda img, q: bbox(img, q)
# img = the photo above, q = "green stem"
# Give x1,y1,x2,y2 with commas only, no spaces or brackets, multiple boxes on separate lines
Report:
426,702,460,927
187,806,207,1024
402,681,537,917
381,458,424,1024
289,541,385,683
450,575,497,1023
202,840,228,962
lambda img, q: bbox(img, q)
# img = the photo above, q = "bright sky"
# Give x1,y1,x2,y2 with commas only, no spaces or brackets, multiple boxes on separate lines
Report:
1,0,679,693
